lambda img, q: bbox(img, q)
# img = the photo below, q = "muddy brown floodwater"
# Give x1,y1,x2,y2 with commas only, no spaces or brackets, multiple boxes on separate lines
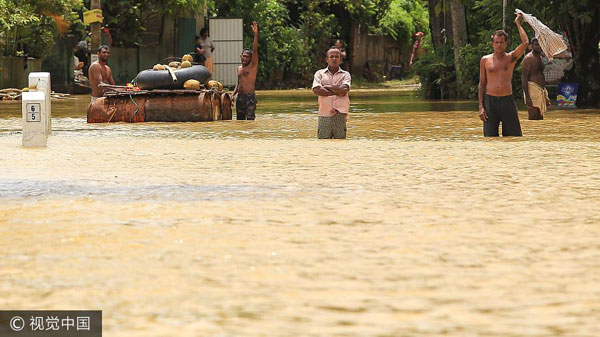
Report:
1,90,599,336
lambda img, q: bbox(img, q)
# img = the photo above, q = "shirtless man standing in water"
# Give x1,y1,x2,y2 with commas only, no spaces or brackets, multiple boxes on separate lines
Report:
233,21,259,120
522,38,551,120
89,45,116,103
478,14,529,136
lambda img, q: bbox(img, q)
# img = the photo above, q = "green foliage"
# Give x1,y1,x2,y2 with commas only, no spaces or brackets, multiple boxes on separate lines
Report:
91,0,206,47
101,0,145,46
421,0,600,104
378,0,428,46
467,0,534,46
18,16,57,58
0,0,83,58
299,9,340,75
536,0,600,105
342,0,391,26
256,0,314,88
157,0,206,16
413,37,456,99
0,1,38,31
209,0,428,88
455,42,489,98
210,0,313,88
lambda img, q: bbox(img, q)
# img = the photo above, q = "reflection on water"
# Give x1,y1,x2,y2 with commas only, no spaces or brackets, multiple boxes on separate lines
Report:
2,91,599,141
1,92,600,336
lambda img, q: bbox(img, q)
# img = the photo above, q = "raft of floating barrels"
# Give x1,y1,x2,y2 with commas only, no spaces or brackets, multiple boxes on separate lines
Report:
87,54,232,123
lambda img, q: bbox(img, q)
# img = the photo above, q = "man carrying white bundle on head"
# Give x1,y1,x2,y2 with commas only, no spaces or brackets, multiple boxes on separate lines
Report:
516,9,568,120
522,38,551,120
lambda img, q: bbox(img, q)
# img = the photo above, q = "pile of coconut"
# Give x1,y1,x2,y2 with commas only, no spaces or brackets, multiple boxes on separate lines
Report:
151,54,224,91
152,54,194,71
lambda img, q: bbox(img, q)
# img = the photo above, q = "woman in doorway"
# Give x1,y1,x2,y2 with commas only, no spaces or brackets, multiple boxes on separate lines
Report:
196,27,215,73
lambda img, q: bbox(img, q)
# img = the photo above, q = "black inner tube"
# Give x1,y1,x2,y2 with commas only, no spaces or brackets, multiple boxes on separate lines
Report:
136,65,211,90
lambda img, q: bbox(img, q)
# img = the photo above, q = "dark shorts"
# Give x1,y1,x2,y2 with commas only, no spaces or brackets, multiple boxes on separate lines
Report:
527,106,544,120
318,113,347,139
236,93,257,120
483,94,522,137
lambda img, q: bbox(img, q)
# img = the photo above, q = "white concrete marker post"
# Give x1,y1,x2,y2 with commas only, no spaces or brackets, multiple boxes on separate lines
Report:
22,72,51,147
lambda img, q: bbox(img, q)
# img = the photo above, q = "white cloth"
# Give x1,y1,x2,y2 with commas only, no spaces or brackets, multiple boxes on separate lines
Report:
199,37,214,58
524,81,550,116
73,55,83,76
515,9,567,60
543,55,573,83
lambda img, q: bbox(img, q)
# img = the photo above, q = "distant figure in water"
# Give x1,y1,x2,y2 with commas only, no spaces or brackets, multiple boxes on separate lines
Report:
74,40,89,77
409,31,424,68
89,45,115,104
478,13,529,137
233,21,259,120
334,39,348,70
522,38,551,120
312,47,351,139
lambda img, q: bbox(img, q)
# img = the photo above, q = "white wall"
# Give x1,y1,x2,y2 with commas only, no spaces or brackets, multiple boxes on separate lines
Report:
210,18,243,86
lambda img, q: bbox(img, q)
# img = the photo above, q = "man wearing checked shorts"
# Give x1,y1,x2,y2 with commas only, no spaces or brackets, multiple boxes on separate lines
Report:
478,13,529,136
233,21,259,120
312,47,351,139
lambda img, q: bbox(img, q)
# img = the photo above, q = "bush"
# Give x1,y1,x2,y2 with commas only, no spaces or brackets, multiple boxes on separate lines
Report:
456,42,489,98
378,0,429,46
210,0,427,89
0,0,84,58
413,39,456,99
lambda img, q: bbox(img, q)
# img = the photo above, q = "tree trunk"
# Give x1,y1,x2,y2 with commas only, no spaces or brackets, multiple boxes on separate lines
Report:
427,0,453,53
502,0,512,46
563,16,600,106
91,0,101,52
450,0,467,98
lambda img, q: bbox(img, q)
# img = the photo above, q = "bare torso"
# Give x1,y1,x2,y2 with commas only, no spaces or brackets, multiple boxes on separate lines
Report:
233,21,259,97
478,14,529,124
522,52,545,87
483,52,518,96
237,64,257,94
89,61,115,97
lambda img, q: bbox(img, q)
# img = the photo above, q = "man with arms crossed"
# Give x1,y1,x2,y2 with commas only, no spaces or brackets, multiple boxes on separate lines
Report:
312,47,351,139
521,38,550,120
233,21,259,120
478,14,529,136
89,45,115,104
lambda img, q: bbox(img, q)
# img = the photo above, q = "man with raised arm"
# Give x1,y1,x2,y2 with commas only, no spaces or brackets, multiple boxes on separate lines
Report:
233,21,259,120
89,45,116,104
478,13,529,137
521,38,550,120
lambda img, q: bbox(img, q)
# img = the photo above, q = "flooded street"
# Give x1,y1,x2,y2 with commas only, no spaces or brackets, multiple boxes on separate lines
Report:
1,91,599,336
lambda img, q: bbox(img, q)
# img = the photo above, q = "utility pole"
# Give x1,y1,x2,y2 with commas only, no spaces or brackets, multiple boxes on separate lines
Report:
450,0,467,98
502,0,512,45
502,0,508,31
91,0,101,55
